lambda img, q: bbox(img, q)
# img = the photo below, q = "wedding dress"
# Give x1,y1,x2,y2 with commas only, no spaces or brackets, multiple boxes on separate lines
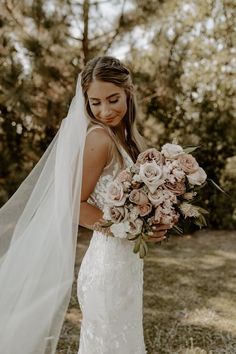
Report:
77,125,147,354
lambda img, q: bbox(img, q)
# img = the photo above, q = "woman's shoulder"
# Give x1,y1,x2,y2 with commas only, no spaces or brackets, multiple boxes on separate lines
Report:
86,123,107,136
86,124,113,149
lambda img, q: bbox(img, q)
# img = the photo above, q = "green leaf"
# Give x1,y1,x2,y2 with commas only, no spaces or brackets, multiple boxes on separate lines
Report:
133,236,141,254
173,225,183,234
100,221,113,227
141,239,149,255
183,145,200,154
127,233,140,241
139,242,147,259
197,206,209,215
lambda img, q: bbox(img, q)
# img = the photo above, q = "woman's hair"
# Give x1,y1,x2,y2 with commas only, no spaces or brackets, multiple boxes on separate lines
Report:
81,56,147,166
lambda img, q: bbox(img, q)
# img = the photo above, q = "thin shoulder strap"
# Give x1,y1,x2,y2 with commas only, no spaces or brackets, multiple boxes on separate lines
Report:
86,124,104,136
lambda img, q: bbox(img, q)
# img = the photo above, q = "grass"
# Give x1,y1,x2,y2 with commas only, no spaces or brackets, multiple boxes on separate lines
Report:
56,229,236,354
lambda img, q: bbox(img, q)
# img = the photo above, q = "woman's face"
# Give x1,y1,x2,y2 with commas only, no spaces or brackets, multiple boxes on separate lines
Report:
87,80,127,127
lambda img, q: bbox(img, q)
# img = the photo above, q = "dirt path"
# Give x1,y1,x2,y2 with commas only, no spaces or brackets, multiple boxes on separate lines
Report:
57,229,236,354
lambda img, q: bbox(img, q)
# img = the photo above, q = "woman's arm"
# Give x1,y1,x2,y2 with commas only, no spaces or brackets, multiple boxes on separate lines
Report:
79,128,113,231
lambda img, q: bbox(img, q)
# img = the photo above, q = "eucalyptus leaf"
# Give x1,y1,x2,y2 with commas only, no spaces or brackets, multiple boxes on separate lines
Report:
133,236,141,254
139,243,146,259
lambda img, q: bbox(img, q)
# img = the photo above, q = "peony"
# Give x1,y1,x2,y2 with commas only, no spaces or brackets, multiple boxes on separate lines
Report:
161,143,184,160
178,154,199,174
179,202,201,218
139,161,166,193
116,169,132,183
109,206,129,223
106,180,127,206
164,180,186,196
187,167,207,186
136,148,164,166
137,203,152,217
110,220,131,238
129,218,143,235
129,189,149,205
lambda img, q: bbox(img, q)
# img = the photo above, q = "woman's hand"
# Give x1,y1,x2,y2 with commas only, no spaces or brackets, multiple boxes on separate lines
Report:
146,223,172,243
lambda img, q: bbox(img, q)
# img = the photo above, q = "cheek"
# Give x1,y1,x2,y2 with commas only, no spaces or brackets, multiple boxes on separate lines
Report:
89,104,99,118
117,98,127,116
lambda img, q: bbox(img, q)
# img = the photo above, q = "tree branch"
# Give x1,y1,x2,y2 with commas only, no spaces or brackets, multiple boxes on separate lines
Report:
102,0,127,55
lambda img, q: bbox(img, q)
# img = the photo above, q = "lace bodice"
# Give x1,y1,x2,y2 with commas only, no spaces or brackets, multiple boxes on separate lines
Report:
86,125,133,210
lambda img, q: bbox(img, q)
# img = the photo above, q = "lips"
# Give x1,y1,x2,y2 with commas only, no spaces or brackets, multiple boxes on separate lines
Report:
105,117,116,122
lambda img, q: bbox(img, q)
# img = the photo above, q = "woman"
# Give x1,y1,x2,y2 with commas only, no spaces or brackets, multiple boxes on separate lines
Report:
0,55,169,354
77,56,170,353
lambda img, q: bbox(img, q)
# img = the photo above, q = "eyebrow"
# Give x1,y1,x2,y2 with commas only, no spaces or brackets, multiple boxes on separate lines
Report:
89,93,120,101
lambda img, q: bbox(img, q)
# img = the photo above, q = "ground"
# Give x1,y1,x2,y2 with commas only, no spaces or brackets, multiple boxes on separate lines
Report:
56,229,236,354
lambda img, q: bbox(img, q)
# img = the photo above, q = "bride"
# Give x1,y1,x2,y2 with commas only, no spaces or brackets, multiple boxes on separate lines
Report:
0,55,170,354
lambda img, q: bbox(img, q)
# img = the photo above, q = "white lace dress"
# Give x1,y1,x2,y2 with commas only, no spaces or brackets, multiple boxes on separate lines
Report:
77,126,147,354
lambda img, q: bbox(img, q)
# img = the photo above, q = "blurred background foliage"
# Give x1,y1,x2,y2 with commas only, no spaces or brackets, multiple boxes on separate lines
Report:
0,0,235,229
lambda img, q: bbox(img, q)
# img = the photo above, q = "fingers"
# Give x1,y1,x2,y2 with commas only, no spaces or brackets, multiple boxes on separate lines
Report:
146,235,166,243
152,224,172,231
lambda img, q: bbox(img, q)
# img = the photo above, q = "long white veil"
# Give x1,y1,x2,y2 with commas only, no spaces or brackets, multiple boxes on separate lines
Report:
0,73,89,353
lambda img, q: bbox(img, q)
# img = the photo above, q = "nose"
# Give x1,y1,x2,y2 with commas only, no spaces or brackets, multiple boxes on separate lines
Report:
100,103,112,118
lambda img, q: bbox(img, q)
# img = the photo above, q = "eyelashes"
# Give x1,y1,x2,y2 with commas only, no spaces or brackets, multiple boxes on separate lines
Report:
91,99,119,106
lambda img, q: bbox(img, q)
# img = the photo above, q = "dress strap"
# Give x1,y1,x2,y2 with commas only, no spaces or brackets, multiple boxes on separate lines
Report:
86,124,104,136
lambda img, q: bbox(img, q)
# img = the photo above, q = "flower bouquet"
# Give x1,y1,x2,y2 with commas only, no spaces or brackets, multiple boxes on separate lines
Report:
99,143,210,259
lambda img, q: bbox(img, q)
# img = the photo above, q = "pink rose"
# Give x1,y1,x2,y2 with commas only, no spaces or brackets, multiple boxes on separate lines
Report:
148,189,177,206
164,180,186,196
136,148,164,167
106,180,127,206
177,154,199,174
148,189,166,206
154,206,179,226
116,169,132,183
129,189,149,205
139,161,166,193
187,167,207,186
109,206,129,223
137,203,152,217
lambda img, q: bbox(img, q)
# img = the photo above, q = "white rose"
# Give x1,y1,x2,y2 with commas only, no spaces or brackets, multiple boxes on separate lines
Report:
110,220,130,238
103,205,112,220
187,167,207,186
161,143,184,160
129,218,143,235
139,161,166,194
129,206,140,221
133,174,142,182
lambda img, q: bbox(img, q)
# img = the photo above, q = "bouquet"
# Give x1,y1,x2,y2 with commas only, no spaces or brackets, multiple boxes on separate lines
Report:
98,143,209,258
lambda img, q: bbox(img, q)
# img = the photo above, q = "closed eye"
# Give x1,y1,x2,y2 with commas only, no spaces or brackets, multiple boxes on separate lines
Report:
91,99,119,106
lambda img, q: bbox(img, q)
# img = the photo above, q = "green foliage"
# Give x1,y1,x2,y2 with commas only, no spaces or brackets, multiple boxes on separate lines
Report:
0,0,235,229
130,0,236,229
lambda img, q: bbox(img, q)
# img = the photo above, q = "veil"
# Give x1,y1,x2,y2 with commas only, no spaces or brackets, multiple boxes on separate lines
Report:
0,73,89,353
